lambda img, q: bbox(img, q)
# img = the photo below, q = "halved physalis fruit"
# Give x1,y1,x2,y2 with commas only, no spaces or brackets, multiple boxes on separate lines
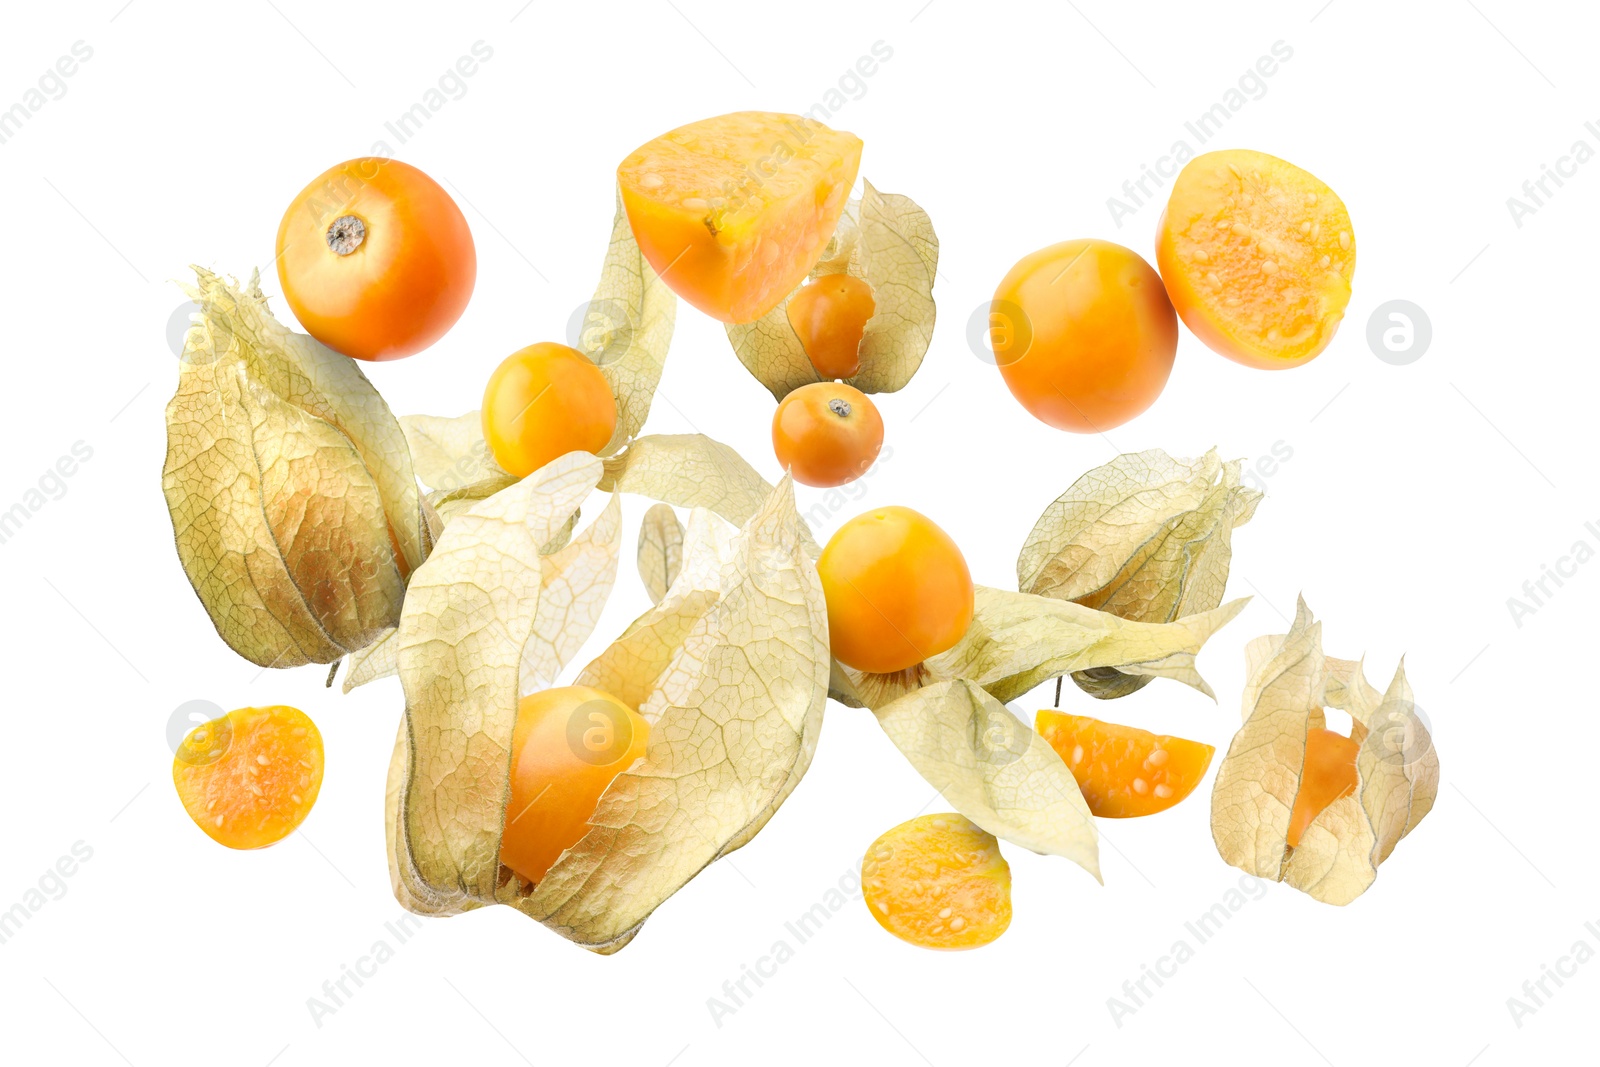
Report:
862,813,1011,950
618,111,863,323
1156,149,1354,369
1287,726,1359,848
1035,710,1214,818
173,705,324,849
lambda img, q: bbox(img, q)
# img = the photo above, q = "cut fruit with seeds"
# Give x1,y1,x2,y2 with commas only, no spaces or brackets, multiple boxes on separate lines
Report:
1036,710,1214,818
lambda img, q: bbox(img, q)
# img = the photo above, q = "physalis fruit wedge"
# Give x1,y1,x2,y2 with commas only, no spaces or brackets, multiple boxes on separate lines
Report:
1287,727,1360,848
787,273,876,378
1036,711,1214,818
1156,148,1354,369
173,706,324,849
862,813,1011,950
618,111,863,324
500,686,649,885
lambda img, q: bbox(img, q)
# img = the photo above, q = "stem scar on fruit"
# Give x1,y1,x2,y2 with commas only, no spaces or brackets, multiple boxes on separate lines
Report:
325,215,366,255
771,382,883,489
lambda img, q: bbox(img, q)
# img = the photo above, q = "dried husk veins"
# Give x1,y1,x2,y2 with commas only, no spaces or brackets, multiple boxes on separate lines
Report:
874,680,1101,881
585,189,677,456
1210,599,1439,905
836,586,1248,711
521,480,828,947
390,470,828,950
1017,449,1260,699
637,503,685,604
395,452,602,912
342,484,607,696
162,268,426,668
727,181,938,400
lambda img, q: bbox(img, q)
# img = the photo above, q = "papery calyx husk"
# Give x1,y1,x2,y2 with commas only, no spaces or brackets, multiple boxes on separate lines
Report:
727,180,938,400
834,585,1248,712
583,188,677,455
636,503,684,604
388,463,829,952
1018,448,1260,699
873,679,1101,882
162,268,427,668
1209,598,1439,905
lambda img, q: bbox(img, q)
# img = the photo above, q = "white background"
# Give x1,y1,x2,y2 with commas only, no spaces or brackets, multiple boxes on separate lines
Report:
1,1,1593,1064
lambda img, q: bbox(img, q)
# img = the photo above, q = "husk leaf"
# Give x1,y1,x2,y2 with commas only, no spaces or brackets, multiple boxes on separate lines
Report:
162,268,426,668
584,189,677,455
726,181,937,400
838,586,1248,710
873,679,1100,881
1018,448,1260,699
637,502,685,604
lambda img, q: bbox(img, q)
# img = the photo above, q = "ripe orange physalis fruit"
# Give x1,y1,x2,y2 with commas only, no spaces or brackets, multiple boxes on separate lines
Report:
617,111,863,323
786,273,876,378
481,342,618,478
1035,710,1215,818
500,686,649,885
1156,148,1355,369
1287,726,1360,848
276,157,475,361
862,813,1012,950
771,382,883,488
172,706,324,850
818,506,974,674
992,238,1177,434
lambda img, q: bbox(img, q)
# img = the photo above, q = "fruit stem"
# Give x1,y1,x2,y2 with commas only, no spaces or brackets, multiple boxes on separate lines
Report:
325,215,366,255
828,397,852,418
1054,676,1062,707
